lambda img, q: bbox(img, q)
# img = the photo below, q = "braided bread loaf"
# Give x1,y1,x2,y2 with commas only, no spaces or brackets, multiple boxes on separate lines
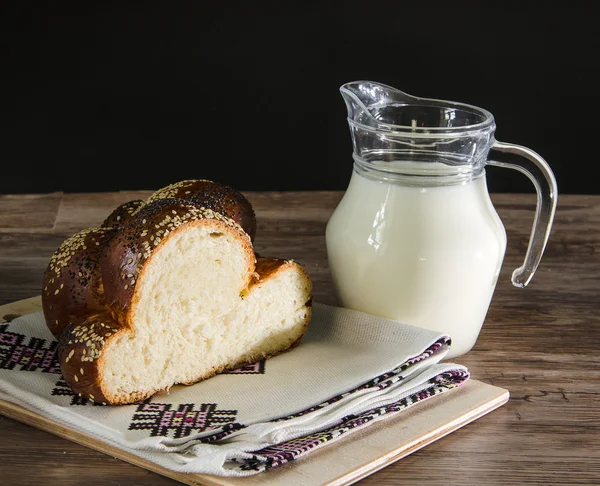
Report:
42,180,312,405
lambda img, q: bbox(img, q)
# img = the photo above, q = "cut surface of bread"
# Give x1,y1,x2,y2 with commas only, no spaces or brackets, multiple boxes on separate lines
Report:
44,180,312,405
101,233,310,402
101,221,310,403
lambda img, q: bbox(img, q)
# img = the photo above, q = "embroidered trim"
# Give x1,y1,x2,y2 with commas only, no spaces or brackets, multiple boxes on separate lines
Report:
235,369,469,472
128,402,239,439
0,324,60,374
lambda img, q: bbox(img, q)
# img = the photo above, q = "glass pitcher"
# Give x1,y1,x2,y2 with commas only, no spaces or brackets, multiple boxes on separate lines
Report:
326,81,557,359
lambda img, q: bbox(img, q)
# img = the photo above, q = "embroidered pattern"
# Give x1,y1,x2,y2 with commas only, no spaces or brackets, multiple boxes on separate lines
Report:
129,402,239,439
0,323,101,405
187,337,464,473
276,337,449,422
235,369,469,473
199,337,450,440
223,360,265,374
0,324,60,374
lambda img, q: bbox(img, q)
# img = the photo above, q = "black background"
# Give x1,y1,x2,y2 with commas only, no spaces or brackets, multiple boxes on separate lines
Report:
2,2,598,194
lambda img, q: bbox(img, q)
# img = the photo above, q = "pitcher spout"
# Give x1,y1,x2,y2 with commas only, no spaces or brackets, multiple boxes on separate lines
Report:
340,81,421,131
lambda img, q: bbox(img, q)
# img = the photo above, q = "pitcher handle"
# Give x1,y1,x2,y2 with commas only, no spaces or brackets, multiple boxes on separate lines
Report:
488,141,558,288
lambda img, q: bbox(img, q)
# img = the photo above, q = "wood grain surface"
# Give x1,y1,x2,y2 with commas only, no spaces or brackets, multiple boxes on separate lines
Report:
0,191,599,485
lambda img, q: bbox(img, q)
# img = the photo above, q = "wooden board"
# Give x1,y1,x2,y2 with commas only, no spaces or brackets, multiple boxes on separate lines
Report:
0,297,509,486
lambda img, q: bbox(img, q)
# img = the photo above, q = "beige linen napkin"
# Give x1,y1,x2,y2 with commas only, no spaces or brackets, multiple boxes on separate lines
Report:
0,303,468,476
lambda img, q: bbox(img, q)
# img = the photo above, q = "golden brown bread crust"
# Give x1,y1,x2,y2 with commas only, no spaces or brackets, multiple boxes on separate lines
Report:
42,228,116,338
101,200,145,229
148,180,257,241
57,312,121,405
43,181,310,405
100,181,256,241
252,257,294,281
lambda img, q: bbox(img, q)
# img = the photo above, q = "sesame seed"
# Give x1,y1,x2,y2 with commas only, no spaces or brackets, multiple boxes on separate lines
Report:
54,289,60,295
124,284,129,290
80,368,84,375
89,394,95,401
116,216,121,221
60,283,64,289
127,258,133,264
74,375,79,382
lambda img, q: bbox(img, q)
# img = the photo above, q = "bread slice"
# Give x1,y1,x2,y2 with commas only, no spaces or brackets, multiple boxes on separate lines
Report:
44,187,312,405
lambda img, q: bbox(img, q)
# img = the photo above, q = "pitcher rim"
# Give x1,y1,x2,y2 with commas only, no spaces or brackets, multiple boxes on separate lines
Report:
341,81,496,135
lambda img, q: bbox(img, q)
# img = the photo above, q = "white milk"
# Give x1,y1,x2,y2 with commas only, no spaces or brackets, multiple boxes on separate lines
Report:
326,171,507,358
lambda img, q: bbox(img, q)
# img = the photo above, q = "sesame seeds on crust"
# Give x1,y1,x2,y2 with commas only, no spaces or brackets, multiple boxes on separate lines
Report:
42,227,116,337
101,200,146,229
56,312,123,404
45,228,113,286
144,180,256,240
66,319,118,363
146,180,212,203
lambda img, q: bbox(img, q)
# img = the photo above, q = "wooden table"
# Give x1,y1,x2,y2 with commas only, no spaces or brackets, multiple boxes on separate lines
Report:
0,191,599,485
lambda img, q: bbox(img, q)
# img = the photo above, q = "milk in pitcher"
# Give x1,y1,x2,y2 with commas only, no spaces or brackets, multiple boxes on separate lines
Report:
326,170,507,358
